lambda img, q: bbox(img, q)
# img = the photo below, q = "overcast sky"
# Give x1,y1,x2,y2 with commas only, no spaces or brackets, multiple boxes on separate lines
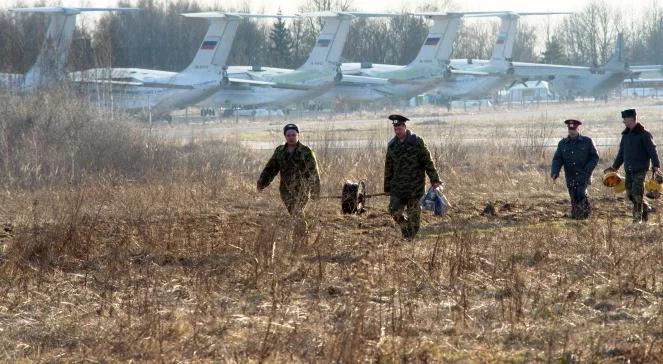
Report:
3,0,659,28
14,0,659,14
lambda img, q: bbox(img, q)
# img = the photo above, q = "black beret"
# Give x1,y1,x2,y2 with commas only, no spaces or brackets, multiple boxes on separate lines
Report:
564,119,582,128
283,123,299,134
621,109,636,118
388,114,409,125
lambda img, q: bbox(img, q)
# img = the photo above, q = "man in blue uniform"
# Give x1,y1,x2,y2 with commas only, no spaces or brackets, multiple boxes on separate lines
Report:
551,119,600,219
609,109,660,222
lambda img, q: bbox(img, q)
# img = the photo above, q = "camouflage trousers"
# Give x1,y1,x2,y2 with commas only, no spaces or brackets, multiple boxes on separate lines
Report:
625,171,649,222
281,188,310,237
567,181,590,219
389,194,421,239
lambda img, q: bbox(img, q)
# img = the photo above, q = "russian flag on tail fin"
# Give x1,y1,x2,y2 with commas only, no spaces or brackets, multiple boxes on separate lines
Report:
496,33,506,45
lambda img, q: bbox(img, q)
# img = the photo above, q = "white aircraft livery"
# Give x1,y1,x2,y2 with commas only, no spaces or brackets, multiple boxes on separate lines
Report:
0,7,140,91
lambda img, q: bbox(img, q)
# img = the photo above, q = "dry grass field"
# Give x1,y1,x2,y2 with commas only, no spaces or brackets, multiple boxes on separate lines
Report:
1,91,663,362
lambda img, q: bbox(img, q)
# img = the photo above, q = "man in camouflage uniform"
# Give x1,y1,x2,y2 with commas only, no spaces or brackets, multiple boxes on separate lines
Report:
609,109,660,222
257,123,321,233
384,114,441,240
551,119,599,219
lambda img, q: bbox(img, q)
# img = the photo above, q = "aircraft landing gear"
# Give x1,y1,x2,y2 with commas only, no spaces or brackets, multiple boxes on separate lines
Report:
200,108,216,117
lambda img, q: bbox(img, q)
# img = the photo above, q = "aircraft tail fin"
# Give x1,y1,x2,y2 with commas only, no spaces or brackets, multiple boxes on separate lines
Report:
407,13,463,67
297,12,399,71
487,13,519,71
12,7,140,89
297,12,362,71
484,12,572,71
181,12,296,75
408,12,511,69
605,32,627,72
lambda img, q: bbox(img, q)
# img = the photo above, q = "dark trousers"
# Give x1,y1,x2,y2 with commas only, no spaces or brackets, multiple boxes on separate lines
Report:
567,181,590,219
389,194,422,239
625,171,649,221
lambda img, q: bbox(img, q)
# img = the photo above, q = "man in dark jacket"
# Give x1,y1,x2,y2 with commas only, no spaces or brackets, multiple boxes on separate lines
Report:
384,114,441,240
610,109,661,222
551,119,600,219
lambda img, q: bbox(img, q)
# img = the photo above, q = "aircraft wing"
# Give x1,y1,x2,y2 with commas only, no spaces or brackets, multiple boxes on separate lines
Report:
628,68,663,73
75,79,195,90
225,77,313,90
11,7,141,14
630,65,663,72
141,82,195,89
79,77,316,91
339,74,391,85
449,69,491,76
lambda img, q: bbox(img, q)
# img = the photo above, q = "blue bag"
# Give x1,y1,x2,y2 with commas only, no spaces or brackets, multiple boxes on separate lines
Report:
420,185,451,216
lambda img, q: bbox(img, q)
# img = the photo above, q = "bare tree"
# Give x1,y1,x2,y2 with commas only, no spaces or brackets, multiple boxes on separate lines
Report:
556,0,621,66
512,23,539,62
454,20,498,60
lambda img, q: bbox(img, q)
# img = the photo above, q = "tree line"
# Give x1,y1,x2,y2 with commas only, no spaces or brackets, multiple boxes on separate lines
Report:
0,0,661,74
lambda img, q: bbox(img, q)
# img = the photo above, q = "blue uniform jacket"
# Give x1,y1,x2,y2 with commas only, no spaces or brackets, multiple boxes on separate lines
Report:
551,134,599,185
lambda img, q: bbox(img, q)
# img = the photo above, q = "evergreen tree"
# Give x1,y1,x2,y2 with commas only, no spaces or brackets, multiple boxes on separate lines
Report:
268,12,293,68
541,37,567,64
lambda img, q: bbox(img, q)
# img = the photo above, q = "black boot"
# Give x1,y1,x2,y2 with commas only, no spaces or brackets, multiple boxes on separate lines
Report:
579,199,591,219
643,203,651,222
571,202,581,219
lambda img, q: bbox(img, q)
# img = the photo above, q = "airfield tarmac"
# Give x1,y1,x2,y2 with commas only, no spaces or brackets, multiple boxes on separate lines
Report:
154,99,663,151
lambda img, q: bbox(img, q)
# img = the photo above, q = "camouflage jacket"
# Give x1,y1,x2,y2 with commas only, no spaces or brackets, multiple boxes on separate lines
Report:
257,142,321,197
384,131,441,198
612,123,661,173
551,134,599,185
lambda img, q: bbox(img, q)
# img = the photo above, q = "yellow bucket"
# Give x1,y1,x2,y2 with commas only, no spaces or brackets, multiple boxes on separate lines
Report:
602,171,623,187
613,179,626,193
645,179,662,193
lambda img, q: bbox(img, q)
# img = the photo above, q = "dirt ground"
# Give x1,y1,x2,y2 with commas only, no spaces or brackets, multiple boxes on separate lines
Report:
1,98,663,362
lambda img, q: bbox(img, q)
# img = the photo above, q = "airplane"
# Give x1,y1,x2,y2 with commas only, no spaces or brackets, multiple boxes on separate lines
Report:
324,12,570,105
196,11,400,110
74,11,391,119
72,12,301,120
450,31,662,100
0,7,140,91
316,12,505,104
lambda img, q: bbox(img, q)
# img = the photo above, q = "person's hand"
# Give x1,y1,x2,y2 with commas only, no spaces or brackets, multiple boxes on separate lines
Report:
603,167,617,174
654,166,660,174
551,174,558,181
432,182,442,189
257,182,264,192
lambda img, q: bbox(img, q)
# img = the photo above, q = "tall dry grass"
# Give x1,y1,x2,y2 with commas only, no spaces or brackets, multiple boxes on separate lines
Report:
0,91,662,362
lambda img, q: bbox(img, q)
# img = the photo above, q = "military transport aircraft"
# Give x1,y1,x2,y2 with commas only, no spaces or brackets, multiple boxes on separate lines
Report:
451,32,662,100
326,12,570,104
74,11,393,119
195,11,400,110
0,7,140,91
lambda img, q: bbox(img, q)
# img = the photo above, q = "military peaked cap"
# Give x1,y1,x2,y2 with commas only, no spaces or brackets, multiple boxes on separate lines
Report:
621,109,637,118
388,114,409,125
564,119,582,129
